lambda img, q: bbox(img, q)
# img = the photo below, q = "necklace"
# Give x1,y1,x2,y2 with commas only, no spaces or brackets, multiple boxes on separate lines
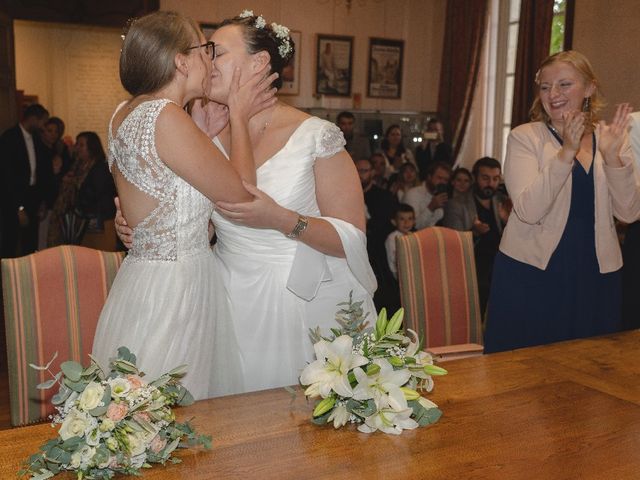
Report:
257,105,278,136
546,122,562,140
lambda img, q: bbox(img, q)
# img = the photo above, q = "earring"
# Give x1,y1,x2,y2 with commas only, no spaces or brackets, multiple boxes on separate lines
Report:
582,96,591,112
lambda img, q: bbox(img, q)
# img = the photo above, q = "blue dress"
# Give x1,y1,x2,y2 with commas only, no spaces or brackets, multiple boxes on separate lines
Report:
484,136,621,353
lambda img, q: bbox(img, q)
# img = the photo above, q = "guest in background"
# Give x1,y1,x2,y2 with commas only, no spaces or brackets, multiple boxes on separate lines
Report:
450,167,473,199
443,157,507,314
356,157,398,310
385,203,416,280
39,116,72,249
389,162,420,202
370,152,390,189
336,111,371,162
380,124,415,176
621,111,640,331
0,103,54,257
404,161,451,230
48,132,116,247
484,50,640,353
415,118,453,180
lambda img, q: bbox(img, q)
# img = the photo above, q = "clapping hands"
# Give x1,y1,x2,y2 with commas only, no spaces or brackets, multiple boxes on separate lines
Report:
597,102,632,167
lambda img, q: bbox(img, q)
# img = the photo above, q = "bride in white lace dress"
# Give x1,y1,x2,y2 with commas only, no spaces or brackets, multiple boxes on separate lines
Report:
91,11,277,400
117,13,377,395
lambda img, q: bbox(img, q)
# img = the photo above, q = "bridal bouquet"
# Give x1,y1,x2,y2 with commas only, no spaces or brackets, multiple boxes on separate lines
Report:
300,297,447,435
20,347,211,479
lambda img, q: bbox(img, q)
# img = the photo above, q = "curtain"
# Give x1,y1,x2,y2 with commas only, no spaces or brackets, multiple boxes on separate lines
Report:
437,0,489,163
510,0,554,128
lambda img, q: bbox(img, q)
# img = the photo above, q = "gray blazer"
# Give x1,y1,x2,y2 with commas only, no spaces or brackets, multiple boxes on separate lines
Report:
442,192,504,235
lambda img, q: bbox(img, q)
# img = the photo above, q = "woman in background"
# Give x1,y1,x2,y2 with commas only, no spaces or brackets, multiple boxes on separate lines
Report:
484,50,640,353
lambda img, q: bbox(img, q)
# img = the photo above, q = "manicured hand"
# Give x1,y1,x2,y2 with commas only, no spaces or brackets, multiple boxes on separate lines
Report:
227,66,278,121
597,102,633,167
191,99,229,138
215,181,295,233
114,197,133,249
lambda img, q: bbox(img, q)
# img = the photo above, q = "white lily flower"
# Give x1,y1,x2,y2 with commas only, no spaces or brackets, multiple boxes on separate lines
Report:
358,408,418,435
352,358,411,410
300,335,368,398
327,403,350,429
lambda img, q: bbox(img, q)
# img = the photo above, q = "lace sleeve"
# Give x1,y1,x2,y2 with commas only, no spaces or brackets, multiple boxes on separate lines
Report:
315,121,346,158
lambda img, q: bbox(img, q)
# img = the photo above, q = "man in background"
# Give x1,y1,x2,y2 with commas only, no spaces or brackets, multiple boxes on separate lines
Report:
337,111,371,162
443,157,509,314
0,103,54,257
404,161,451,230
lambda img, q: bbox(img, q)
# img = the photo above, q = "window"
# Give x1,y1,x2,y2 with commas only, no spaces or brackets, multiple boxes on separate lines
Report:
500,0,521,162
550,0,566,54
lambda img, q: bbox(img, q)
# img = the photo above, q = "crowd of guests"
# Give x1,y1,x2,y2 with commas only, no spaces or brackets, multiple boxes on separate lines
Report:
342,114,510,315
0,103,116,258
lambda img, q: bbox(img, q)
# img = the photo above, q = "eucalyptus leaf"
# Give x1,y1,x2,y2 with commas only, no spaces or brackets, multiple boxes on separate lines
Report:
36,378,58,390
311,410,331,425
60,436,83,450
346,398,376,418
31,469,55,480
51,384,73,405
177,387,195,407
60,361,83,382
168,365,188,377
63,378,87,393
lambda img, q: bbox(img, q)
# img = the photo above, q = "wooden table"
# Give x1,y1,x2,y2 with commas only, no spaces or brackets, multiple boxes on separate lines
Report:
2,331,639,479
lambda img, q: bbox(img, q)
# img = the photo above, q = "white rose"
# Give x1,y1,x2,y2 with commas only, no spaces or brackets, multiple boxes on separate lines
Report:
99,418,116,432
59,409,91,440
109,378,131,398
78,382,105,411
127,433,147,457
69,450,82,469
79,445,96,468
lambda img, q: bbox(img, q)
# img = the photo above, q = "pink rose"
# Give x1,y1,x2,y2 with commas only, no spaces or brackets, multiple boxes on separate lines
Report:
126,375,145,390
133,412,150,423
149,434,167,454
106,402,129,422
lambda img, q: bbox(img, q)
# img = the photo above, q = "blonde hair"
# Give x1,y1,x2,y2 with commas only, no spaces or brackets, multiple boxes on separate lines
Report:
120,11,202,96
529,50,605,126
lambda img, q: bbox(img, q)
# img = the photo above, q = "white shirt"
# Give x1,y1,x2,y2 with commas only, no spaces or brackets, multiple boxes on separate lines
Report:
19,123,37,186
403,183,443,229
385,230,404,279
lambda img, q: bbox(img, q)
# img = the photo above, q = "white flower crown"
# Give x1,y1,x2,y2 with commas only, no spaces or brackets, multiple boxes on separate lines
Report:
238,9,293,59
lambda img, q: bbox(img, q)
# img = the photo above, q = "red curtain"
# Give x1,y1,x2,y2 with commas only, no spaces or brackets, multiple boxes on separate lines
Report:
510,0,554,128
437,0,489,162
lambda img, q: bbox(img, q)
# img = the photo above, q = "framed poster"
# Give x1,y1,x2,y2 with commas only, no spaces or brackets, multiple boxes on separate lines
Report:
315,34,353,97
367,37,404,99
280,30,301,95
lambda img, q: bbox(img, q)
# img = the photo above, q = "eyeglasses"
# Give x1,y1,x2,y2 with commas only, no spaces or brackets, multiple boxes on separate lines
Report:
186,41,216,61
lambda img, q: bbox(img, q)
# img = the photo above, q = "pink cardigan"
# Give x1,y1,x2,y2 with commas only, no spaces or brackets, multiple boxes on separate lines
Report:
500,121,640,273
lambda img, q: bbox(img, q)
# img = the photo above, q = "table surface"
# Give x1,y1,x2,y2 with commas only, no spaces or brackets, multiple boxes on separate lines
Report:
2,331,639,479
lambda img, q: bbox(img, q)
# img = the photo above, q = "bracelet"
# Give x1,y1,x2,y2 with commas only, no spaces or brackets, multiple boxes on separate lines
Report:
286,215,309,239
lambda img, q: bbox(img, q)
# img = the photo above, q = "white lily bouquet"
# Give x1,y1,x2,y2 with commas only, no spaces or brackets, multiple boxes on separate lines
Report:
300,297,447,434
20,347,211,479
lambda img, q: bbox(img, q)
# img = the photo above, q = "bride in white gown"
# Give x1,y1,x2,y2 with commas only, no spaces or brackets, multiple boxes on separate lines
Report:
117,12,377,395
91,11,277,400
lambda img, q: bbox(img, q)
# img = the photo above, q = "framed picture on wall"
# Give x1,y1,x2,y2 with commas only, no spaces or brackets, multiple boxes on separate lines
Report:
200,22,219,40
367,37,404,99
280,30,301,95
315,34,353,97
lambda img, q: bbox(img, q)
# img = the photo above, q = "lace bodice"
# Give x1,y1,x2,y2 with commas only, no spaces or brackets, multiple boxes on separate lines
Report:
108,99,213,262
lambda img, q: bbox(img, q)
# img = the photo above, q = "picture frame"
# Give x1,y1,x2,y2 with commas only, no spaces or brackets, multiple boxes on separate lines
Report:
279,30,301,95
200,22,219,40
367,37,404,99
315,34,353,97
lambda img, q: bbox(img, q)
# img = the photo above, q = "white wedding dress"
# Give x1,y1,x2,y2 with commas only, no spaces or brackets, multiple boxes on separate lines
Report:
92,99,243,400
211,116,377,394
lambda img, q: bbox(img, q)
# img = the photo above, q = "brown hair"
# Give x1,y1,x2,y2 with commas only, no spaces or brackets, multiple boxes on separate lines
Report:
119,11,202,96
219,16,295,90
529,50,605,126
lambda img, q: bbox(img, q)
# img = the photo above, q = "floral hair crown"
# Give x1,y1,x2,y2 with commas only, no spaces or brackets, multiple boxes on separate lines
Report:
238,9,293,60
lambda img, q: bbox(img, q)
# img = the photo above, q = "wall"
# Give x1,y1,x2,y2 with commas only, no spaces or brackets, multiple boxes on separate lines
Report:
13,1,446,143
160,0,446,112
14,20,127,143
572,0,640,119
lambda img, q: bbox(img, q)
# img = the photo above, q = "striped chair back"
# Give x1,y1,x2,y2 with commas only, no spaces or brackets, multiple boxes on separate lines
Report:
2,245,125,426
396,227,482,348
